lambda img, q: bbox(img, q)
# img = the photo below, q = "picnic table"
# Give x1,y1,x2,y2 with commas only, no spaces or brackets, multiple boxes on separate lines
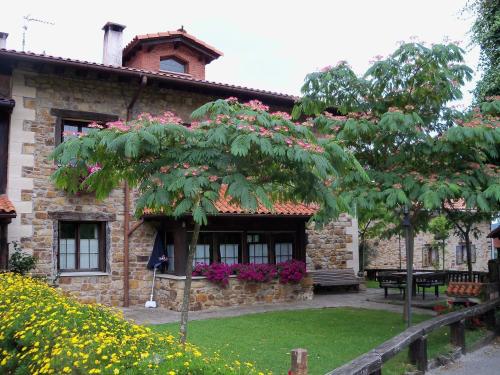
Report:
378,271,446,299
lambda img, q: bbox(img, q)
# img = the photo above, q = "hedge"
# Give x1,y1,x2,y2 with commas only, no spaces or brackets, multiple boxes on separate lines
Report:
0,273,267,374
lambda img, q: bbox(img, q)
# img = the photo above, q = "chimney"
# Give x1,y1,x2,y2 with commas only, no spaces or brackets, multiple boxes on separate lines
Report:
102,22,126,66
0,32,8,49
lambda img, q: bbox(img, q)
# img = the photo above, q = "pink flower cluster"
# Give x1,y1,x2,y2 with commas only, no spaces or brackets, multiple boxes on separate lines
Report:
243,100,270,112
193,262,233,287
107,120,130,132
233,263,277,283
271,111,292,120
87,164,102,175
88,122,104,129
225,96,239,103
192,260,306,287
276,259,306,284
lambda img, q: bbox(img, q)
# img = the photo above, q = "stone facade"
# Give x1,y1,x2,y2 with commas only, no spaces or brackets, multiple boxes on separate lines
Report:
306,214,359,272
366,221,493,272
4,64,358,309
154,275,314,311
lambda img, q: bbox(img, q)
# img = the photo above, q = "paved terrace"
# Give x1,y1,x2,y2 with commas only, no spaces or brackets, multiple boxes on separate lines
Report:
122,288,435,325
428,337,500,375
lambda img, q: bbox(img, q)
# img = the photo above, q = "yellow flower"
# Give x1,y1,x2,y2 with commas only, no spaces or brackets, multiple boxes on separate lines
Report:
62,367,71,373
113,369,119,375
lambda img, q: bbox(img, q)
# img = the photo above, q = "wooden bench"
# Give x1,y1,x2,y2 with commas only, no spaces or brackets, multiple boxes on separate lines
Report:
310,268,361,289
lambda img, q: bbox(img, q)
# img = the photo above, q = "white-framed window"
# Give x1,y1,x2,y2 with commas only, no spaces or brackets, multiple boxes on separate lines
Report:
59,222,104,271
275,242,293,263
248,234,268,264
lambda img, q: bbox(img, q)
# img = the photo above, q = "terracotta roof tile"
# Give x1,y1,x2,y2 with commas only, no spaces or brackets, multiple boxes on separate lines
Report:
446,282,483,297
144,186,317,217
123,30,224,59
0,195,16,214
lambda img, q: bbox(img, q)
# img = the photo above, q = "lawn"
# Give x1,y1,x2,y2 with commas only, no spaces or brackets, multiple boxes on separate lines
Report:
151,308,488,375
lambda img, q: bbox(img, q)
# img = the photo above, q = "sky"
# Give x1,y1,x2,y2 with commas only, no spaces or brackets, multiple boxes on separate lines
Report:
0,0,480,105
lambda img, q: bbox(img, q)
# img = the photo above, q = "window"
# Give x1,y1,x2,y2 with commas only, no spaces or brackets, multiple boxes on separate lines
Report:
218,233,241,265
276,243,293,263
248,233,269,264
59,222,105,271
422,244,439,267
61,119,94,142
456,243,476,265
160,58,186,73
190,232,212,266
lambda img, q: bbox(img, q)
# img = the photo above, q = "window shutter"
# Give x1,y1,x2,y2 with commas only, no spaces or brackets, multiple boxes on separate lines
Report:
472,245,477,263
456,246,462,265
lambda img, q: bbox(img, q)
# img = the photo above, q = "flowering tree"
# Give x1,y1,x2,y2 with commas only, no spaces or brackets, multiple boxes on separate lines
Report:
294,42,500,321
51,98,365,342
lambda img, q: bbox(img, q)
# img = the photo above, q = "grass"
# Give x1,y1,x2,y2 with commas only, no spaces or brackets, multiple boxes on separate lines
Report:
151,307,487,375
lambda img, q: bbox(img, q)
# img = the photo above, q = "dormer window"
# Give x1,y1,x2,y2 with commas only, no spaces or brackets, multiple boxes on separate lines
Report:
160,57,186,74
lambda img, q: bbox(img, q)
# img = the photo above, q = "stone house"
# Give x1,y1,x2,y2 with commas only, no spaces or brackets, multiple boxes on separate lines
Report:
0,24,358,310
366,221,494,272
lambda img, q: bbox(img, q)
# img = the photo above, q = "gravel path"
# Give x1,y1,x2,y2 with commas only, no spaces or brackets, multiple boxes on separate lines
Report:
428,338,500,375
122,288,435,325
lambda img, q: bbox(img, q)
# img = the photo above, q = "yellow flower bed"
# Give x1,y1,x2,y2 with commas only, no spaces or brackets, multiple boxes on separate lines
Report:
0,273,266,374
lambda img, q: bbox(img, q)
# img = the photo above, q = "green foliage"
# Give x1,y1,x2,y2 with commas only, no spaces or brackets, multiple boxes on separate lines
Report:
51,101,366,227
8,241,37,275
428,216,452,241
295,42,500,237
466,0,500,102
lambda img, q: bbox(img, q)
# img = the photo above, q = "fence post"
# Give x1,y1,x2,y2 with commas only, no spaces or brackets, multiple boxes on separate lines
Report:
409,335,428,372
290,348,308,375
484,309,498,334
450,320,466,354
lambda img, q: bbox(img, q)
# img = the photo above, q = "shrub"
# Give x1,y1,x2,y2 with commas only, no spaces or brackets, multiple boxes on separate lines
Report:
0,273,266,374
8,241,37,275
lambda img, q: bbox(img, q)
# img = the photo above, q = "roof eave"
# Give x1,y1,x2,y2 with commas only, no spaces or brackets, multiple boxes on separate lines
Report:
0,49,297,106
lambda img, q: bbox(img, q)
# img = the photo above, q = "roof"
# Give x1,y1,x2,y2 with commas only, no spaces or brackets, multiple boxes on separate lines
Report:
0,49,296,105
144,186,317,218
214,186,317,216
123,30,223,63
0,195,16,216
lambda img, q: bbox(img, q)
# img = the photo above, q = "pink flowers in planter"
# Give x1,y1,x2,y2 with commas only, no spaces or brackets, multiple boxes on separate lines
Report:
193,263,233,287
233,263,277,283
276,260,307,284
192,260,307,287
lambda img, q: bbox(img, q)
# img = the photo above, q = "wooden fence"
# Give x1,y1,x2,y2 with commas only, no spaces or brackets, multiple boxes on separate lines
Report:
322,297,500,374
365,268,489,283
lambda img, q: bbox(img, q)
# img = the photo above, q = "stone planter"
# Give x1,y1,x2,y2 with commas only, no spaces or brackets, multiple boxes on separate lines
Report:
154,274,314,311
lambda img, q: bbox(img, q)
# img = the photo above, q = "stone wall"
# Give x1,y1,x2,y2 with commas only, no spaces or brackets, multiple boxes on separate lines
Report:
154,275,314,311
306,213,359,273
366,221,493,271
6,64,358,307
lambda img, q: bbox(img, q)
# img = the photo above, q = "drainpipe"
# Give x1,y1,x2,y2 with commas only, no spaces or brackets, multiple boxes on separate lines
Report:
123,75,147,307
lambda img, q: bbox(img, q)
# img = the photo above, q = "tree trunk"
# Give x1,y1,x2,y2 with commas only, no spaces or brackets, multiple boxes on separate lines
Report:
359,235,365,273
179,221,201,344
464,232,473,282
403,220,414,326
442,238,446,272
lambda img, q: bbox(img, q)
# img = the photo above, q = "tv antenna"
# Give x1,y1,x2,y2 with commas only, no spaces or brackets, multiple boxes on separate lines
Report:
22,14,55,51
